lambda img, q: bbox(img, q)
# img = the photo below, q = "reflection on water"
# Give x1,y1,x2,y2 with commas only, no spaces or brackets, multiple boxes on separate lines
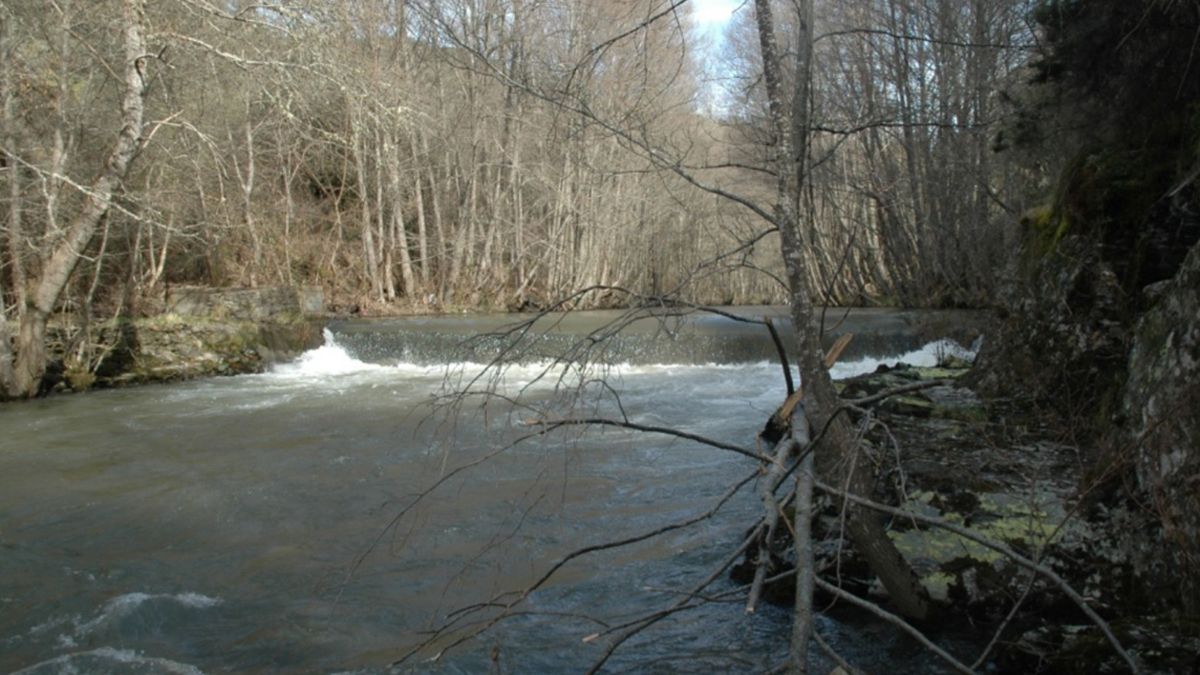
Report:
0,310,983,673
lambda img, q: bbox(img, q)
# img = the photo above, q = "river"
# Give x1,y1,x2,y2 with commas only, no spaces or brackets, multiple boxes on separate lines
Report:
0,308,984,673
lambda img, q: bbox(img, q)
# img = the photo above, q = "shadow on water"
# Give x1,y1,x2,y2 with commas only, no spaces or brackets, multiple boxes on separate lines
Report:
0,308,986,673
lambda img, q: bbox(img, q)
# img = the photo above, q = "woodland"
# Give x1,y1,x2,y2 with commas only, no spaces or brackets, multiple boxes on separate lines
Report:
2,0,1199,672
0,0,1030,399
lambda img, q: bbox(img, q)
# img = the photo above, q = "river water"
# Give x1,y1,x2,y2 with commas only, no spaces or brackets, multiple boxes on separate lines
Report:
0,308,983,674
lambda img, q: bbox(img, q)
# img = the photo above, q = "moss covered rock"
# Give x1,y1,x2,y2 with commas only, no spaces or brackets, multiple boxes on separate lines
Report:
96,315,322,387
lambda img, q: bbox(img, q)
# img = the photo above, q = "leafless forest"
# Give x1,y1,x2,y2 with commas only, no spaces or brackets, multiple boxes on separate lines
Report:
0,0,1037,395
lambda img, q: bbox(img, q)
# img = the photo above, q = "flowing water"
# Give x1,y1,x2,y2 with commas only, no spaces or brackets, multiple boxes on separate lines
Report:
0,308,983,674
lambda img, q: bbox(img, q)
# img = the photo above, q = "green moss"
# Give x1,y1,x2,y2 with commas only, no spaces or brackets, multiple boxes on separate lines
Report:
65,368,95,392
1021,204,1071,259
923,571,956,602
912,367,968,380
891,490,1068,576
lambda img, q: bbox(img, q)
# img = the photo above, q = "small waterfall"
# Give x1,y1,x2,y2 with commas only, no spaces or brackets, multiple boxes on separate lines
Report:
269,328,384,377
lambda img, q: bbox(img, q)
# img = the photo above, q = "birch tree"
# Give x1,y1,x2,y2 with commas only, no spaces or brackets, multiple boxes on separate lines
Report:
1,0,151,399
751,0,929,651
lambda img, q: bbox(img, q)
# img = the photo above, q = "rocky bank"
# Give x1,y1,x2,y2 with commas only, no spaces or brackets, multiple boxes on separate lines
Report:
737,357,1199,673
45,286,325,393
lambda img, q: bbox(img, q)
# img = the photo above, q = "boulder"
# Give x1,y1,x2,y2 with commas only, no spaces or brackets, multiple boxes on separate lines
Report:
1109,238,1200,612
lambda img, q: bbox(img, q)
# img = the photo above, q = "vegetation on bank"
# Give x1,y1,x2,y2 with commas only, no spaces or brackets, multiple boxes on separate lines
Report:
1,0,1031,399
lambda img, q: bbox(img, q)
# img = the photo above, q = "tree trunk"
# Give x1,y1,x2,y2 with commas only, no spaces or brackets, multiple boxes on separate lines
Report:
351,111,384,302
752,0,929,647
2,12,26,318
6,0,149,399
385,132,416,297
410,136,430,288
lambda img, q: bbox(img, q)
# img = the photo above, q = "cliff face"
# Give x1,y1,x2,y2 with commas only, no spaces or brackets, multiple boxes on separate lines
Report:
973,148,1200,614
1116,232,1200,611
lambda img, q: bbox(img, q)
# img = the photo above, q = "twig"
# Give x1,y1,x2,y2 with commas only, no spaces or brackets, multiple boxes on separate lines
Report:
764,317,795,396
585,521,768,674
392,469,761,667
528,417,770,463
847,378,954,407
815,577,974,674
972,573,1035,671
813,630,865,675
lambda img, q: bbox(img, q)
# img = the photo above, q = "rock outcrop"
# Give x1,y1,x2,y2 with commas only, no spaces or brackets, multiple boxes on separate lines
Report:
1111,238,1200,612
49,286,326,392
971,145,1200,630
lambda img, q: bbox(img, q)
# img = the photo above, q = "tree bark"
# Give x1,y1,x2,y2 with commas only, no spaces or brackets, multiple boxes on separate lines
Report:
6,0,150,399
752,0,930,624
2,11,26,319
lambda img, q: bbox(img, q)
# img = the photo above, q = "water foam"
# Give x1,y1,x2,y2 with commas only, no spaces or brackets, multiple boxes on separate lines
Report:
71,592,222,639
13,647,204,675
270,329,384,377
829,337,978,380
267,331,978,393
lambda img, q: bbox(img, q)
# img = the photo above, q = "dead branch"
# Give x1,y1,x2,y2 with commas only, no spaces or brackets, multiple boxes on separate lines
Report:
583,521,770,674
790,411,816,670
815,577,974,674
747,433,800,613
764,317,795,396
972,573,1036,671
847,378,955,407
527,417,771,463
391,469,761,668
822,333,854,369
813,630,866,675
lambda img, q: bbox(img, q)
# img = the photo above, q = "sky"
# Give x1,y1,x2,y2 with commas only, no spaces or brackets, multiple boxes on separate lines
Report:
689,0,740,113
690,0,740,29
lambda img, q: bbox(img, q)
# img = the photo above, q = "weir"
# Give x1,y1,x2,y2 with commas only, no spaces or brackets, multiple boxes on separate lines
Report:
326,307,986,366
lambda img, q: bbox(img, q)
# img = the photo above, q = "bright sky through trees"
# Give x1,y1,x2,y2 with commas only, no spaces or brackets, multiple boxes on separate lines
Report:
690,0,739,114
692,0,739,27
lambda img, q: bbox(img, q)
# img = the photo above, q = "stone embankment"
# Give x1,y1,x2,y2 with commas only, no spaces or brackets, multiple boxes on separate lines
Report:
50,286,325,392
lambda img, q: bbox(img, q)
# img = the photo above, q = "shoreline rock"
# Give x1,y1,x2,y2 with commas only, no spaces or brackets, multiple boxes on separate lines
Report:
43,286,327,394
736,360,1198,672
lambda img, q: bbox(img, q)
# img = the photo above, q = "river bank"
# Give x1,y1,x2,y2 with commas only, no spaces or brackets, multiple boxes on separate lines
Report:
34,296,991,395
737,358,1199,672
37,286,329,394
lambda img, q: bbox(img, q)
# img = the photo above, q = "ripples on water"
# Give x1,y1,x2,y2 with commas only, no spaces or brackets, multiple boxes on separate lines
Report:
0,317,980,674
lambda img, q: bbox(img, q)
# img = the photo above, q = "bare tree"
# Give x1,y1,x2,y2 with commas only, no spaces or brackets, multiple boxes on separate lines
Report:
1,0,151,399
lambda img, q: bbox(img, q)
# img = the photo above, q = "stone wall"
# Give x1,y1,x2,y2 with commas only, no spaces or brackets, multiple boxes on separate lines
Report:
46,286,327,392
93,315,324,387
166,286,325,320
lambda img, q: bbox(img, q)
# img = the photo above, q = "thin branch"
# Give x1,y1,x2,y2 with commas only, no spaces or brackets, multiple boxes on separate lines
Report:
747,434,799,613
972,573,1035,671
528,417,770,463
816,27,1035,50
815,577,974,674
392,468,761,667
848,378,955,407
